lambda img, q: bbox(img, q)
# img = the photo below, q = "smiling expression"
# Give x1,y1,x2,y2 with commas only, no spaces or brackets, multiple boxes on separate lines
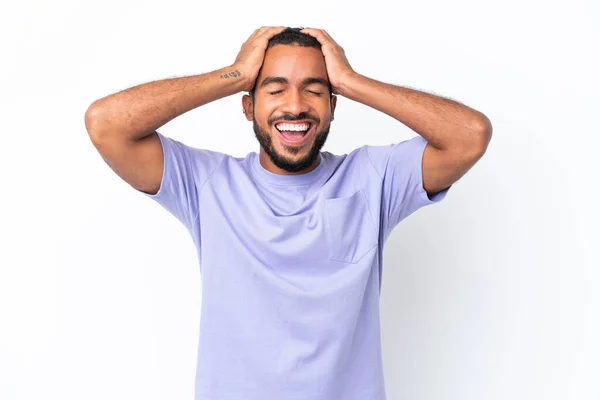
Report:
242,44,337,175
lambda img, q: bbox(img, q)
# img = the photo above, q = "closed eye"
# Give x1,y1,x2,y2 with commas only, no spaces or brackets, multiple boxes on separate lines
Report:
268,89,322,96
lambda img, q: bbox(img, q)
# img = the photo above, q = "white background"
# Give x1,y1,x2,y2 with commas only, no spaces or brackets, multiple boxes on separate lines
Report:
1,0,599,399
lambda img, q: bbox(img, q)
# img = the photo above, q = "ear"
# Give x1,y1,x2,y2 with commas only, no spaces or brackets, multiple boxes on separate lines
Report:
242,94,254,121
330,95,337,121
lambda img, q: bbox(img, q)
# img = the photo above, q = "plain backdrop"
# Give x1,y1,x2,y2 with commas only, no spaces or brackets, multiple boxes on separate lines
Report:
1,0,598,399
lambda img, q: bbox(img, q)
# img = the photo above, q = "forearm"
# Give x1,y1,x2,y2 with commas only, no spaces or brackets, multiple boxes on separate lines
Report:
338,72,491,151
85,65,247,141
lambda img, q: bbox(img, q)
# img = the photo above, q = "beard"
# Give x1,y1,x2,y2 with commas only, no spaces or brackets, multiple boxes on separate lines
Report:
253,117,331,173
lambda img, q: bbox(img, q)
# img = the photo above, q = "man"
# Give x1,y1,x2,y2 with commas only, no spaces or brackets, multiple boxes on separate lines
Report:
85,26,492,400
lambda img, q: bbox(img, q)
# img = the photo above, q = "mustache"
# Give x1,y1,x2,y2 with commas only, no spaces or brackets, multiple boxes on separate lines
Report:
269,112,319,125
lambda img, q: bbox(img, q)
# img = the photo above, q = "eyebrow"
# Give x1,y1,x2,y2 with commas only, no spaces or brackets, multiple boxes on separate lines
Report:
258,76,330,89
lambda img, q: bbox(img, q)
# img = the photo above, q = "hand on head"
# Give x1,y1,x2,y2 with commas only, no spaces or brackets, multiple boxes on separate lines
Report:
233,26,287,92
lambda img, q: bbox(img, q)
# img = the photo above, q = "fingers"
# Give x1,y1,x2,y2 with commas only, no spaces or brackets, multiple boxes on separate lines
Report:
262,26,287,41
246,26,337,48
250,26,287,41
300,27,335,45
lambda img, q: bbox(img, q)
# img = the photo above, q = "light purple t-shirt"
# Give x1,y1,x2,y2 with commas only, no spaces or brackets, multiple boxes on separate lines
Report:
137,131,450,400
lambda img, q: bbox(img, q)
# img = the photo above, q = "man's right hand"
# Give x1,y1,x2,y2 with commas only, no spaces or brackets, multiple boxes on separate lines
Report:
85,27,289,197
233,26,287,92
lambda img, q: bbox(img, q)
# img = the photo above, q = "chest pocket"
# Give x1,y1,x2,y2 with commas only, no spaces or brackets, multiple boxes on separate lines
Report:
324,189,379,264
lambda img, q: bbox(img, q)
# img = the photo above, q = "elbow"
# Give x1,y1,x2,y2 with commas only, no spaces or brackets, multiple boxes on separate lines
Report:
470,114,493,155
84,101,107,138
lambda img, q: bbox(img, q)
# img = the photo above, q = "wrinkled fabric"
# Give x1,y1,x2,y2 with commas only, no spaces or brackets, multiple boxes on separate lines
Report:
137,131,450,400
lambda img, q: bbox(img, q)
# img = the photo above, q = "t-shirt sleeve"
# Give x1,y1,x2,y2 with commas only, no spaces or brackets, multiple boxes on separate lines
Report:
135,131,226,232
365,135,451,231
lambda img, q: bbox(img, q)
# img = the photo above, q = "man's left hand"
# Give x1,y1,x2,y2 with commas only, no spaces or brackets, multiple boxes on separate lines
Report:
300,28,355,95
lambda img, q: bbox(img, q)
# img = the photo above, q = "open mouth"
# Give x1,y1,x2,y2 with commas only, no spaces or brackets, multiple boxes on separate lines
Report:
274,121,313,145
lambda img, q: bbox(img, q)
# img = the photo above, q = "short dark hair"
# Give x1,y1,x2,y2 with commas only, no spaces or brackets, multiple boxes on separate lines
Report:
248,27,333,98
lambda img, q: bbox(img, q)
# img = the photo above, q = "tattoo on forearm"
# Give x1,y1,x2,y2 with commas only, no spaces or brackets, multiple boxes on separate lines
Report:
220,70,241,79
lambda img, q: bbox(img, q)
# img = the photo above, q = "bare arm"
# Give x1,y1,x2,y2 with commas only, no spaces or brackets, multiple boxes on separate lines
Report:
84,26,286,195
301,28,493,197
337,73,491,152
84,66,247,142
83,66,246,195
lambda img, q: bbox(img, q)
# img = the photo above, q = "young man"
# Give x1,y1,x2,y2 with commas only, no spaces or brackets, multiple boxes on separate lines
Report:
85,26,492,400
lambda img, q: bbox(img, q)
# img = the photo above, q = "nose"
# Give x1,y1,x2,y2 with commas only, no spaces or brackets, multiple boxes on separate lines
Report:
280,89,310,116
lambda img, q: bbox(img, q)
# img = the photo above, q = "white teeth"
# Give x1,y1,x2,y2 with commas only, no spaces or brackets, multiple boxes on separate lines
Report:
275,122,310,132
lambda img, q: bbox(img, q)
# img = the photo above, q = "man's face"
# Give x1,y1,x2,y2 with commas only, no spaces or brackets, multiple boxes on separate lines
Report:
243,44,337,174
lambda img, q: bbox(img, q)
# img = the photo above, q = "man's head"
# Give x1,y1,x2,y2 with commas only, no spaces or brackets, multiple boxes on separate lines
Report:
242,27,337,174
